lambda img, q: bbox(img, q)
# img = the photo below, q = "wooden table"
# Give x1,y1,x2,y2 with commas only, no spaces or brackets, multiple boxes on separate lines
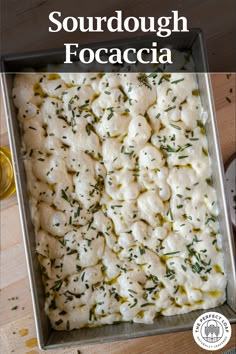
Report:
0,74,235,354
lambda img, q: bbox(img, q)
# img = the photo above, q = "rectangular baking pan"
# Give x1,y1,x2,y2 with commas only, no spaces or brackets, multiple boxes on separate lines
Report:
1,29,236,350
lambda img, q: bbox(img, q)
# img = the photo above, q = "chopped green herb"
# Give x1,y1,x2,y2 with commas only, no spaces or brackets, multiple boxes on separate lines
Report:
171,78,184,84
165,106,176,112
61,189,70,203
129,298,138,308
137,74,152,89
55,319,63,326
51,279,63,291
139,247,146,255
163,251,180,256
170,123,181,130
11,306,18,310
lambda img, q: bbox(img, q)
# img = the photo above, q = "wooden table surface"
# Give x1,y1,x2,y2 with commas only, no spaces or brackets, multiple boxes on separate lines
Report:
0,74,235,354
1,0,236,71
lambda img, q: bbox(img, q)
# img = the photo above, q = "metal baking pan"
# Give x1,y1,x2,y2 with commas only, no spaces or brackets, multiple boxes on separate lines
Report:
1,29,236,350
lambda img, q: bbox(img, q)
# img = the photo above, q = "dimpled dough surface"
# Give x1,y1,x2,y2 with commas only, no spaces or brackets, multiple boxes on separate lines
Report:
12,72,227,330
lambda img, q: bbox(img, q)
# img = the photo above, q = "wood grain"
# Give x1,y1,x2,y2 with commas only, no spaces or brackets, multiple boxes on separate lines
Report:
1,0,236,70
0,74,235,354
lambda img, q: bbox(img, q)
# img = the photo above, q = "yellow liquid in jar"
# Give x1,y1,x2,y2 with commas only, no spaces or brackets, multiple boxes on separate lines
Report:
0,147,16,200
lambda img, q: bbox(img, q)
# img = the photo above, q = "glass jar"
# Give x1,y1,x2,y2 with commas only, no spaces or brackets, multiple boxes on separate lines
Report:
0,146,16,200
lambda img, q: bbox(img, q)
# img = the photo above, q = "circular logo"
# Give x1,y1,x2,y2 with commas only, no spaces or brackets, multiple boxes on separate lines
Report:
193,311,231,351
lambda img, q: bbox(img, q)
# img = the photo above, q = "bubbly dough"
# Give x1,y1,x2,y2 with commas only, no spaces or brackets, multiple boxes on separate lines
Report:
13,72,226,331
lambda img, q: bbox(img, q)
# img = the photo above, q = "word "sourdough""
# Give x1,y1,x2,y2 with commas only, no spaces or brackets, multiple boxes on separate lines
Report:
49,10,188,38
